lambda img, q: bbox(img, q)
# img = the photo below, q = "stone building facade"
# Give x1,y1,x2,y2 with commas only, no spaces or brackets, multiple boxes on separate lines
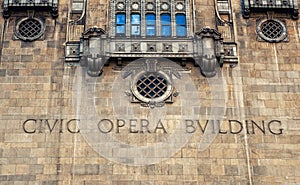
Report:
0,0,300,184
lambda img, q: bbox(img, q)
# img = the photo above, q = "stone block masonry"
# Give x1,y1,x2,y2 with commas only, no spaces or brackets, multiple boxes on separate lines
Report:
0,0,300,184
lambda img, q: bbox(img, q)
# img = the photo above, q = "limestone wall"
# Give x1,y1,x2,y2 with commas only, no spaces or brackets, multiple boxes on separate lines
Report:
0,0,299,184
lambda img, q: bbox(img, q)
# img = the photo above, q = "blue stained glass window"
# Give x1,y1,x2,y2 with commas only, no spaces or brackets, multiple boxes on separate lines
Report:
176,14,186,36
161,26,171,36
147,26,156,36
161,14,171,23
131,14,140,24
131,14,141,35
161,14,171,36
146,14,156,36
116,26,125,34
176,14,186,24
116,13,126,35
176,26,186,36
116,14,126,24
146,14,155,24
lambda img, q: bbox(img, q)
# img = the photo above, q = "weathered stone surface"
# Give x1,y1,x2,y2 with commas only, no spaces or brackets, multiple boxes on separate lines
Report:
0,0,299,184
0,69,6,76
0,175,36,181
20,55,33,62
42,181,58,185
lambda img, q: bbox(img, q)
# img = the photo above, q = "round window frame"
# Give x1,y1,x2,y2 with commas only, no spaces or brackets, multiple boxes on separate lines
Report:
146,2,155,11
15,17,45,41
175,2,185,11
131,2,140,10
161,2,170,11
116,2,125,10
131,71,173,103
256,19,287,43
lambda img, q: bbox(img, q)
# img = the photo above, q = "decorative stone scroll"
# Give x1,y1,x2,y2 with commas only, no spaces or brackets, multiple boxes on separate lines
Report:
194,28,224,77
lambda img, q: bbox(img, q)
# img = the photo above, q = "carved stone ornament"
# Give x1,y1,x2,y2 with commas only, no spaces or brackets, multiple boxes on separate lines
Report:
147,43,156,52
131,43,141,52
178,44,187,52
122,59,180,108
116,43,125,51
163,43,172,52
80,27,108,77
194,27,224,77
86,54,104,76
65,41,81,62
81,27,107,39
66,26,233,78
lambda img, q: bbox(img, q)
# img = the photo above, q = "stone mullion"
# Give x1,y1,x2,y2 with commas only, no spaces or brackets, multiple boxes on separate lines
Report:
141,0,146,37
126,0,131,37
171,0,176,37
185,0,191,37
110,0,116,37
156,0,161,37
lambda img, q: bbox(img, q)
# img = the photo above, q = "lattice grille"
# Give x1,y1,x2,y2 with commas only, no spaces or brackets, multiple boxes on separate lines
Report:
260,20,283,39
136,73,168,99
16,18,44,41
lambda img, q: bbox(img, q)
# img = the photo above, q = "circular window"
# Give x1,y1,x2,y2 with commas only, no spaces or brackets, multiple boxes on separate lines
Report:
132,72,173,103
257,19,287,42
15,17,45,41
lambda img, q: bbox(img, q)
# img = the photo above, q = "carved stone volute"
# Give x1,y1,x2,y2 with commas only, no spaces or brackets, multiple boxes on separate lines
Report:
194,27,224,77
80,27,107,76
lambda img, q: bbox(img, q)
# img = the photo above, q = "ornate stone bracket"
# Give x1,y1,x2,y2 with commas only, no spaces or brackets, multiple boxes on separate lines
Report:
86,54,104,76
194,27,224,77
2,0,58,18
65,26,237,78
79,27,108,77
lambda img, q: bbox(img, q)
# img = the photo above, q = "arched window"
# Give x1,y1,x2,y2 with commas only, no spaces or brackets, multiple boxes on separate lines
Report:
176,14,186,37
161,14,171,37
116,13,126,36
146,14,156,36
131,13,141,36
